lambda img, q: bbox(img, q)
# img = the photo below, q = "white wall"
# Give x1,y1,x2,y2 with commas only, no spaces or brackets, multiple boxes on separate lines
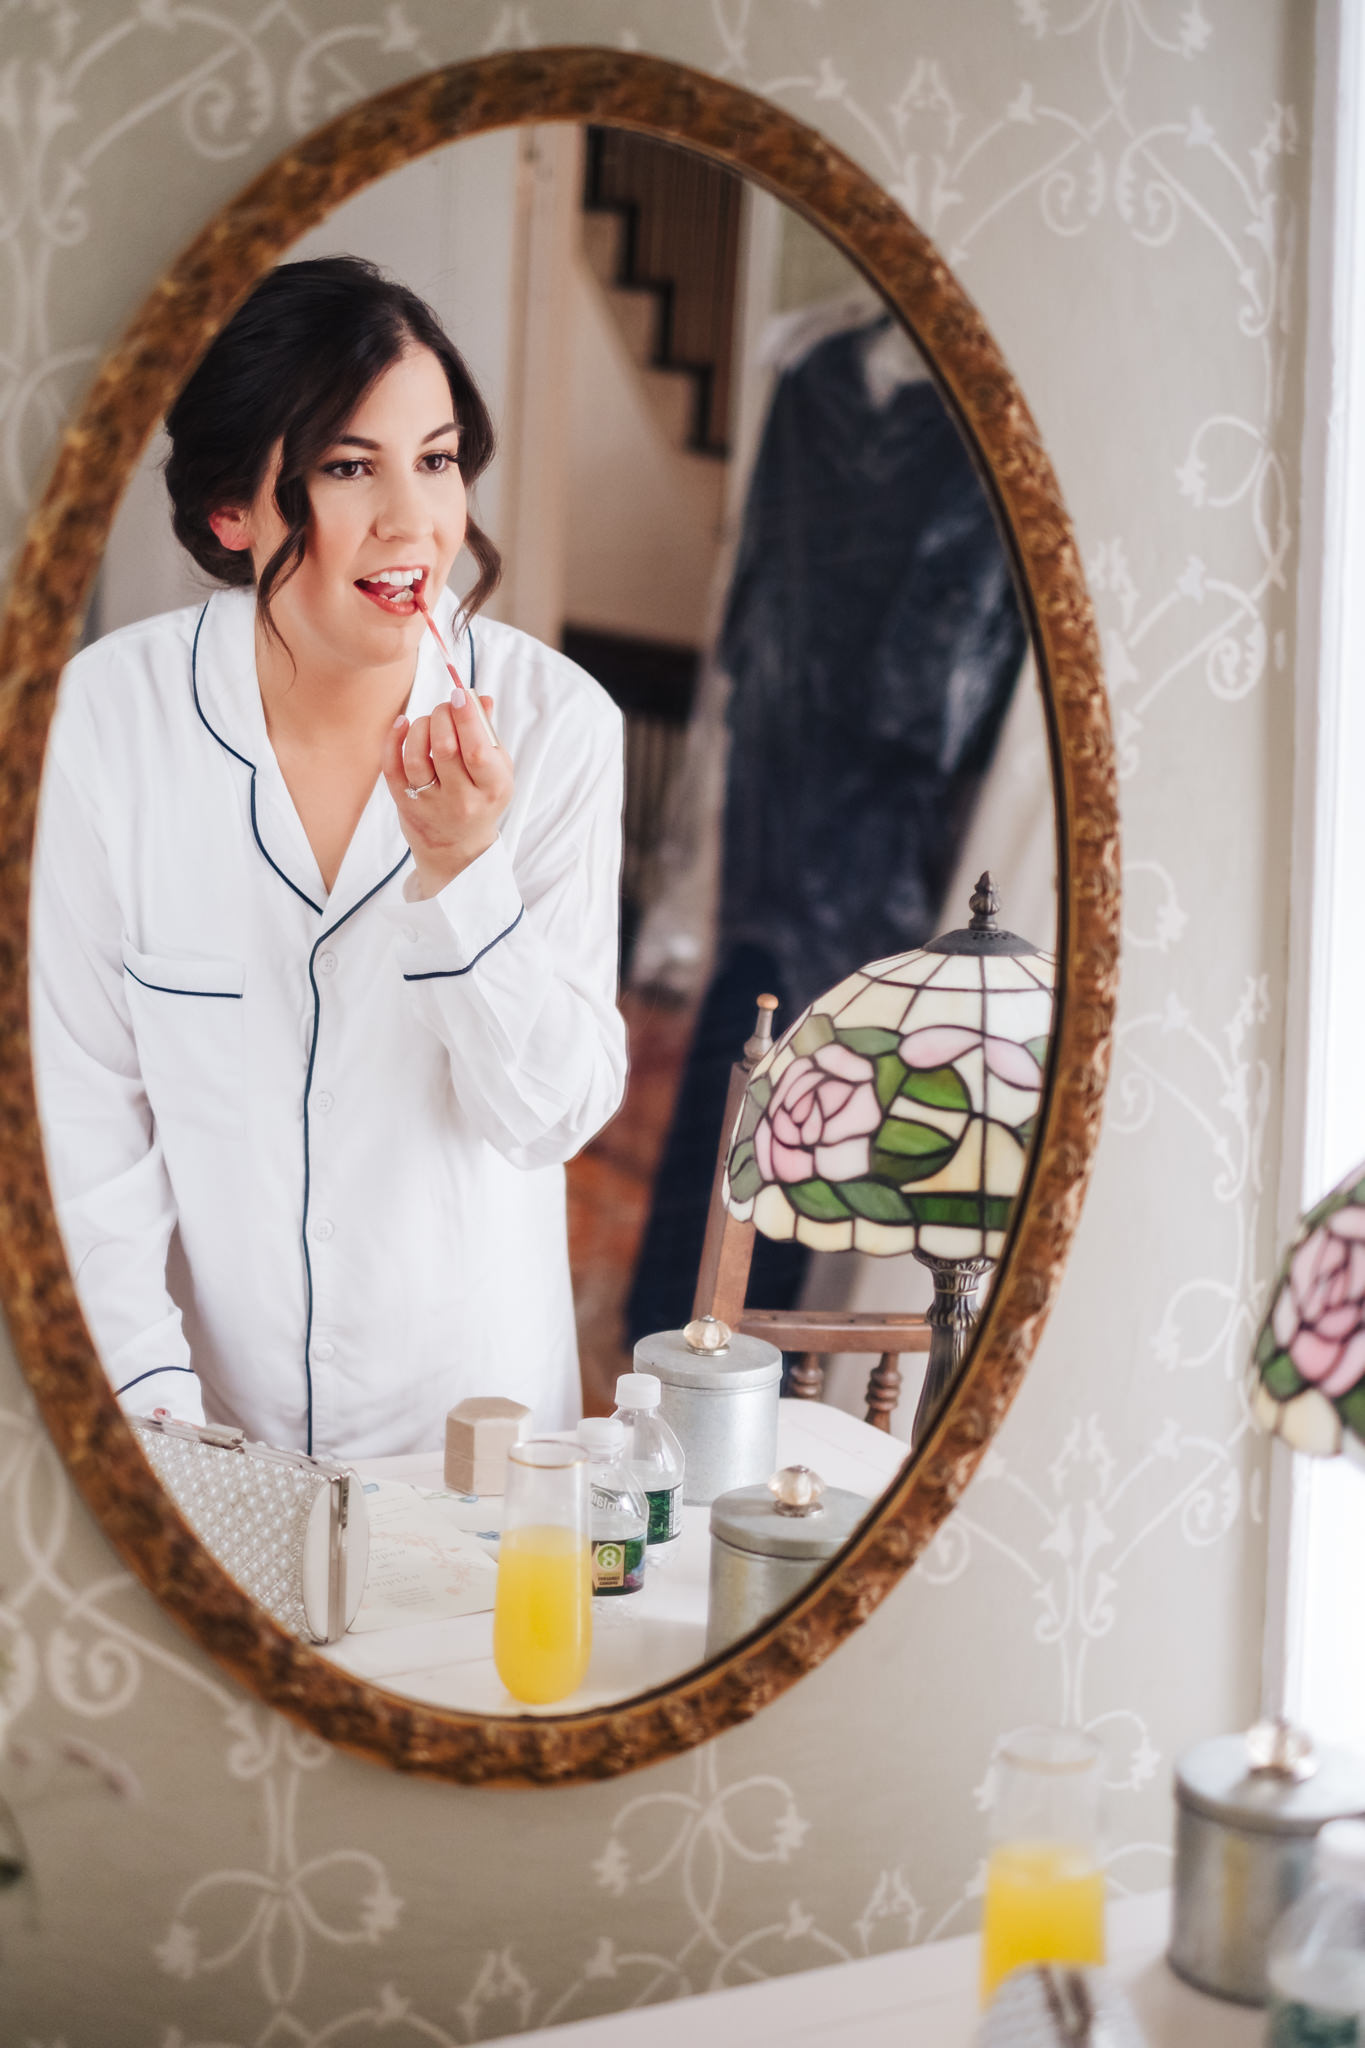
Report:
0,4,1309,2039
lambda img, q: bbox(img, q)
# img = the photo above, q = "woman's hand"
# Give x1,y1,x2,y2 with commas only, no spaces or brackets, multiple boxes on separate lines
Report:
382,689,513,898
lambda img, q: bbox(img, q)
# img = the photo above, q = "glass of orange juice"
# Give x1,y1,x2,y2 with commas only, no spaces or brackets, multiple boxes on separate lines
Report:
493,1441,592,1706
980,1725,1106,2005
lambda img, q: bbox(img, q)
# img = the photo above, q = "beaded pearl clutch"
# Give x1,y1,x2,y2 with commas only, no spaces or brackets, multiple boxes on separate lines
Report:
979,1966,1144,2047
131,1416,369,1643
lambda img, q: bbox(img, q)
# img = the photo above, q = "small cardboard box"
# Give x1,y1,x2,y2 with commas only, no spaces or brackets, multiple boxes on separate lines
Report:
444,1396,530,1496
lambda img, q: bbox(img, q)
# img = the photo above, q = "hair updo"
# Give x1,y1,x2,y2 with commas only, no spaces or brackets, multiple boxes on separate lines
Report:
164,255,500,637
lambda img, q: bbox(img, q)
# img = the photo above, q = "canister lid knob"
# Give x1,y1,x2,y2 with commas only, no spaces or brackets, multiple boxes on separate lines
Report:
1246,1716,1319,1783
683,1315,732,1355
769,1465,826,1516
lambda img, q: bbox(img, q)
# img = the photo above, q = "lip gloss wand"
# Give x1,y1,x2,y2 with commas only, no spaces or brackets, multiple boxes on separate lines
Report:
412,588,500,750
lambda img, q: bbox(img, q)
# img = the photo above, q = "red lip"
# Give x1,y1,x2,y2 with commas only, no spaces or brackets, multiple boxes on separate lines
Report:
354,574,425,614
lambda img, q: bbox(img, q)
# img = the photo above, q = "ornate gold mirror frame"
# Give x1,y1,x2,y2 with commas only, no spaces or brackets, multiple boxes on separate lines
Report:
0,48,1118,1785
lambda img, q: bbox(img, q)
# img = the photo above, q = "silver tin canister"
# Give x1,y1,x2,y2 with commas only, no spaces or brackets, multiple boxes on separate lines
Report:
1169,1728,1365,2005
705,1468,869,1657
633,1326,781,1504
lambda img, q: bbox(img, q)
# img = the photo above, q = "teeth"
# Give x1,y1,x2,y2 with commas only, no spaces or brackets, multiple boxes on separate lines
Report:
370,569,423,587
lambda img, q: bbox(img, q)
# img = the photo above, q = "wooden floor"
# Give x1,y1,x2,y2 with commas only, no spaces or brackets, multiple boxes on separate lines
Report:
567,987,698,1415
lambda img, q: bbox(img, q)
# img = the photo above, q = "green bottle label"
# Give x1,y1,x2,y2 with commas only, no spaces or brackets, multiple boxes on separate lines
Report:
591,1533,646,1594
646,1484,680,1545
1269,1998,1360,2047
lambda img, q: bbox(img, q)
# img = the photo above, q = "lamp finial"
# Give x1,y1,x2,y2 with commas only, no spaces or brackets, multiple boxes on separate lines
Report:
968,872,1001,932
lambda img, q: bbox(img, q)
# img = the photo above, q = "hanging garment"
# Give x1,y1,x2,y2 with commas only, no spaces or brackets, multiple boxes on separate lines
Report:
628,318,1026,1340
717,316,1027,1019
31,586,626,1459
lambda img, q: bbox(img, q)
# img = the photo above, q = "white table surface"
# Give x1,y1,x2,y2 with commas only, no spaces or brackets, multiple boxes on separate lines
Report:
320,1424,1260,2043
494,1891,1262,2046
320,1399,907,1715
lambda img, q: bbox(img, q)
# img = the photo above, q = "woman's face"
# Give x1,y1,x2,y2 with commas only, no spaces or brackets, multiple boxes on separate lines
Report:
213,344,469,678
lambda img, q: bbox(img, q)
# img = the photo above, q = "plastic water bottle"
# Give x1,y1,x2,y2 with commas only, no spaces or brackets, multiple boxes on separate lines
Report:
1267,1819,1365,2045
577,1417,648,1596
612,1372,685,1546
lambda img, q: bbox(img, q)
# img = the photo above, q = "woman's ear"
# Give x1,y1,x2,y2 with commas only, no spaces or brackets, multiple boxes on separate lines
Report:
208,507,253,553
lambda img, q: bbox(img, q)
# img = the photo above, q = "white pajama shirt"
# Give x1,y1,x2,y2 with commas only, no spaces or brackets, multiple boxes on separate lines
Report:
30,586,626,1459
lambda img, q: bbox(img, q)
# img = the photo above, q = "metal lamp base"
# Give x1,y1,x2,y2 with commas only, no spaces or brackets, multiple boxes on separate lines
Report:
910,1250,990,1448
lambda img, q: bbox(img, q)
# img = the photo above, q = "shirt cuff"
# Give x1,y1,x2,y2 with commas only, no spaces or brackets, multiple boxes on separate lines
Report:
115,1364,207,1427
383,837,525,980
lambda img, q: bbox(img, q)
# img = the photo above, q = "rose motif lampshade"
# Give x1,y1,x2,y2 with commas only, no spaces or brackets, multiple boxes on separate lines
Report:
722,874,1055,1440
723,875,1055,1260
1252,1160,1365,1465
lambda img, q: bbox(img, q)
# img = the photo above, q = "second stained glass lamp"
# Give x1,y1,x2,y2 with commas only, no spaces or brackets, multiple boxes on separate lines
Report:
1251,1159,1365,1464
723,874,1055,1440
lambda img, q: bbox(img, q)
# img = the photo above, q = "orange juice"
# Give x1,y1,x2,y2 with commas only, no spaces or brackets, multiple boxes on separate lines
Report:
980,1840,1106,2002
493,1524,592,1704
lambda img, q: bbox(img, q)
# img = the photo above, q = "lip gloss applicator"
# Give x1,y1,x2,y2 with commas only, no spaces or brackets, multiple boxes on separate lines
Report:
412,585,501,750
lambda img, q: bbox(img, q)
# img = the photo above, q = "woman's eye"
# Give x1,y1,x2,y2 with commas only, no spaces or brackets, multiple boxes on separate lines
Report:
321,459,369,480
421,450,460,473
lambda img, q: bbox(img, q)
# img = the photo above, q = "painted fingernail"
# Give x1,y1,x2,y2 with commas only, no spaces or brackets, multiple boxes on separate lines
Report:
450,686,467,708
393,714,407,728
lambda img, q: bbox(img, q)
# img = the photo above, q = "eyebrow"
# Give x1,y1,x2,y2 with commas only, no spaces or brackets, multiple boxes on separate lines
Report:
331,420,460,450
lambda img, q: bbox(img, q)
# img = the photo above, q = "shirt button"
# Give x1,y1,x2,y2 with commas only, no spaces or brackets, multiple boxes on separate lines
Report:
317,951,338,976
315,1091,334,1114
313,1340,335,1362
313,1218,334,1241
402,925,419,944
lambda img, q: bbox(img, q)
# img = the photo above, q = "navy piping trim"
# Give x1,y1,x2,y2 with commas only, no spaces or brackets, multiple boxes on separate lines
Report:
299,847,412,1454
402,904,525,980
189,600,324,916
124,967,241,1000
116,1364,199,1396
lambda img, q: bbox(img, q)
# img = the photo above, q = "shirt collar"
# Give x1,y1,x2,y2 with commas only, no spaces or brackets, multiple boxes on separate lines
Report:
190,583,473,921
190,583,468,752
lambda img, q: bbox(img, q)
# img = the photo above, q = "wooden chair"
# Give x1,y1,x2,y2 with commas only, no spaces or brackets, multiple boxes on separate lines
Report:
690,996,931,1434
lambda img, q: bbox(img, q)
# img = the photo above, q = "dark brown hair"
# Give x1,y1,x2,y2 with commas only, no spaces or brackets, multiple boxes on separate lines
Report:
164,255,500,636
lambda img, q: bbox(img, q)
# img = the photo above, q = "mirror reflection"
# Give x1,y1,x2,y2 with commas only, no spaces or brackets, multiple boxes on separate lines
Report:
30,124,1055,1717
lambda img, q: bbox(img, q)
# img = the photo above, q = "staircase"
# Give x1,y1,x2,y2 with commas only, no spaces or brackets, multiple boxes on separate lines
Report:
580,126,742,458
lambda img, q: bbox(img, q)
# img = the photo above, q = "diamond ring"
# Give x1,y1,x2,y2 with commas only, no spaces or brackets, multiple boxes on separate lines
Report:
404,776,439,799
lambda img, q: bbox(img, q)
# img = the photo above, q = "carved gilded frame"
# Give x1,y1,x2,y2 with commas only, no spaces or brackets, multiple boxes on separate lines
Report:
0,49,1118,1784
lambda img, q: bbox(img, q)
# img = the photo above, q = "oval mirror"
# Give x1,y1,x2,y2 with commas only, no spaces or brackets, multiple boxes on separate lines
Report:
0,51,1117,1783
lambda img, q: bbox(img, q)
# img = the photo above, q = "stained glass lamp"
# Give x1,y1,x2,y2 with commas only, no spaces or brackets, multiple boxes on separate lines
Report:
1252,1159,1365,1465
723,874,1055,1441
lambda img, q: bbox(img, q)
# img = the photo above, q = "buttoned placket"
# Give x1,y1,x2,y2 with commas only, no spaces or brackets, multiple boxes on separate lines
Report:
300,861,419,1451
192,597,420,1453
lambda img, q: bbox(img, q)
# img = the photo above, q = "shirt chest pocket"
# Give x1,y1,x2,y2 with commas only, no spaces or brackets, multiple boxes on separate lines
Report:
122,944,246,1142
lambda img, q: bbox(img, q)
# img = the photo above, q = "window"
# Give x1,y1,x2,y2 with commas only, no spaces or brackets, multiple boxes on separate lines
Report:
1271,0,1365,1746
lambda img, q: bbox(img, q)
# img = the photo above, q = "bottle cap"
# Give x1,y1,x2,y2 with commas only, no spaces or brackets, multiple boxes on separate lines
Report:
615,1373,662,1411
578,1416,625,1454
1316,1817,1365,1888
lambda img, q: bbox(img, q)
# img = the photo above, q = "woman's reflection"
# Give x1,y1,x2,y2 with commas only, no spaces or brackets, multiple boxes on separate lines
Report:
30,255,626,1459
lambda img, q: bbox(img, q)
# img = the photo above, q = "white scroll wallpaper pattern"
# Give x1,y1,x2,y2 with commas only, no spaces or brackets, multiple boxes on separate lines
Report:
0,1,1307,2040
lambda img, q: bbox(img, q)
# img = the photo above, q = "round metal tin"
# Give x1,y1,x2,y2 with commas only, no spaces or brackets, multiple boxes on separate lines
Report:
1169,1732,1365,2006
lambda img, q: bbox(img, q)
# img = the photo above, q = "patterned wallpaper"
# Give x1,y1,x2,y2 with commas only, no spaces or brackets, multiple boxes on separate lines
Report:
0,2,1309,2039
